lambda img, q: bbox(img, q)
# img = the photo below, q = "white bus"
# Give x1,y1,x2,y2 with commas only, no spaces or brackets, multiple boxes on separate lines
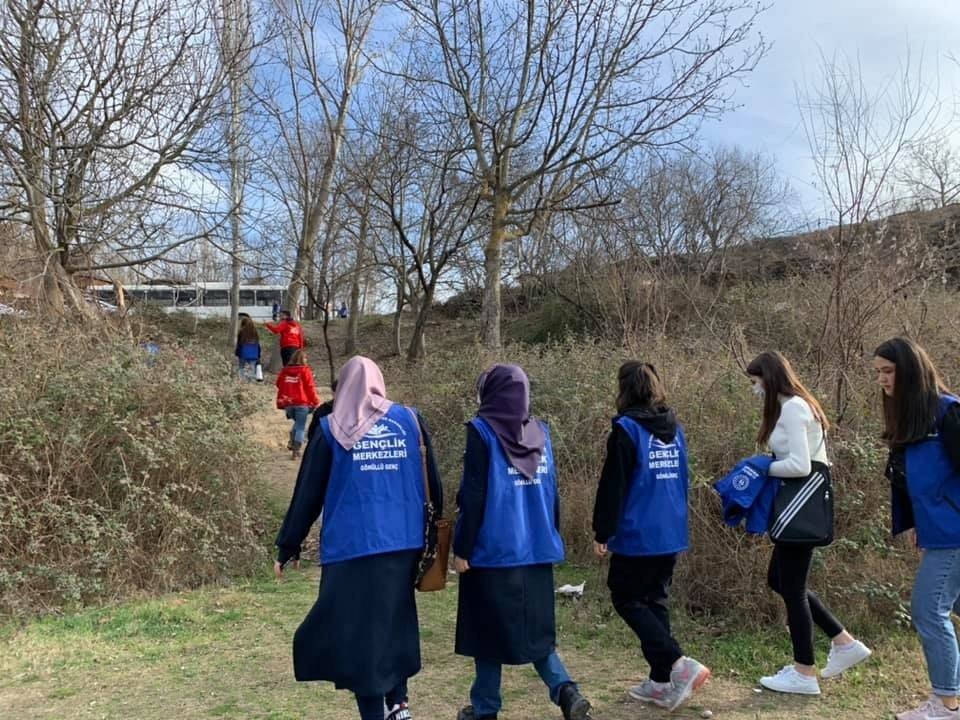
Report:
90,282,287,320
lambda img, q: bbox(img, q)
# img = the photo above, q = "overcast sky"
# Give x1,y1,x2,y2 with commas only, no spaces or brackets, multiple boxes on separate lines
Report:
700,0,960,226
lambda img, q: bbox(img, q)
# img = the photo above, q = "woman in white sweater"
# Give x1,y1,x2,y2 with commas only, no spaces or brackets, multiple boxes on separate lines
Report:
746,352,871,695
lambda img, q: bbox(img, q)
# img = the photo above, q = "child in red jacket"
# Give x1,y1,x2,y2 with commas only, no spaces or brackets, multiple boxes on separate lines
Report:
265,309,305,366
276,349,320,459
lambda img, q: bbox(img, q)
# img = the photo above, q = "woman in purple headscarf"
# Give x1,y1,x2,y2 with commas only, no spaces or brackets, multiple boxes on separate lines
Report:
453,364,591,720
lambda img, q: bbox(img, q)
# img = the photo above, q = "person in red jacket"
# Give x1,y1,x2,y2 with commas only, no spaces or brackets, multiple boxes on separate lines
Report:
276,349,320,459
266,309,305,366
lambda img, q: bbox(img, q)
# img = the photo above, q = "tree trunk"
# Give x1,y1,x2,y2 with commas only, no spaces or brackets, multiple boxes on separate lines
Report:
304,255,316,320
479,193,510,348
391,281,404,356
406,285,434,362
344,211,367,355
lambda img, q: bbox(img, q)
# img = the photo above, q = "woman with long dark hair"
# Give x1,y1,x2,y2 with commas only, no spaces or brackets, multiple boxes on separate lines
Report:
235,315,261,381
874,338,960,720
275,356,443,720
592,361,709,711
747,351,870,695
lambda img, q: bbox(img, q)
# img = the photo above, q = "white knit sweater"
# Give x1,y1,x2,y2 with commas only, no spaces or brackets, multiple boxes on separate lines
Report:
768,395,828,478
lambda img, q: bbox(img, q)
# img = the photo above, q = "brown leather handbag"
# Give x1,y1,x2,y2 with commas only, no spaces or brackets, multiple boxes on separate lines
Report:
409,409,451,592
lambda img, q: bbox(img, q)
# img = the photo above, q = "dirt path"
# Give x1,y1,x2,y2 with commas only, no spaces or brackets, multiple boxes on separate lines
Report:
241,382,306,496
0,382,930,720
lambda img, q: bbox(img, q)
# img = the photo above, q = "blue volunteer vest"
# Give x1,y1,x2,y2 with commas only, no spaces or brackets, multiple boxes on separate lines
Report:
903,394,960,550
318,404,425,564
468,417,565,568
607,416,689,556
238,342,259,362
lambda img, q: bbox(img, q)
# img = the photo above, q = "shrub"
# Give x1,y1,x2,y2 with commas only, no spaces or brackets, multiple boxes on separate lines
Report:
379,303,947,625
0,320,269,615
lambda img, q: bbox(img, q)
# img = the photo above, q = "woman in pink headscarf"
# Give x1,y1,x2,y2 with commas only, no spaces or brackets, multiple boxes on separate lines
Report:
274,356,443,720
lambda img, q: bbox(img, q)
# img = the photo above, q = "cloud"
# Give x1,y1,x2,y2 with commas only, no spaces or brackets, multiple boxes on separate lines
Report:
699,0,960,222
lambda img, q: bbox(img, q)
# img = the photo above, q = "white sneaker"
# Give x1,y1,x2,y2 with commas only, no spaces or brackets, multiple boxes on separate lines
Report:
895,697,960,720
759,665,821,695
821,639,872,678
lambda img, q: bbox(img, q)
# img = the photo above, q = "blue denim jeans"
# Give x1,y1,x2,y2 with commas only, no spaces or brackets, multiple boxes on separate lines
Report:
238,360,257,382
285,406,310,445
912,547,960,696
355,680,408,720
470,653,575,716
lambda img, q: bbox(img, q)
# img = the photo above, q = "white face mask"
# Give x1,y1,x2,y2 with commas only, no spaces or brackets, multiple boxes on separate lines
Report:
751,383,765,398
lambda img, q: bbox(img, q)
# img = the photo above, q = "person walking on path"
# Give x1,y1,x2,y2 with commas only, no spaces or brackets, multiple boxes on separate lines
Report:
274,356,442,720
747,351,871,695
275,349,320,459
453,364,591,720
874,338,960,720
235,315,261,382
592,361,710,712
266,309,304,366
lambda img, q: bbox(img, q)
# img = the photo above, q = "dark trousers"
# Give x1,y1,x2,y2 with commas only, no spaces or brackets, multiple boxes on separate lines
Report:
280,346,296,366
355,680,407,720
608,553,684,683
767,543,845,666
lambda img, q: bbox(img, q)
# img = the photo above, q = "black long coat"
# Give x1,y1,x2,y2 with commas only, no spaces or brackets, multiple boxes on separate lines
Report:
275,408,443,695
453,423,560,665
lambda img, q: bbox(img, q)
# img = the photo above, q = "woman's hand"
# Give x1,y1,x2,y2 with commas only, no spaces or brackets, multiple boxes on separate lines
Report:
454,555,470,574
593,541,608,559
274,558,300,581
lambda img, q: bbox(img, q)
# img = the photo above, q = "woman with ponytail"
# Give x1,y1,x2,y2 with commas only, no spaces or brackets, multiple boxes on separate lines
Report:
591,360,709,712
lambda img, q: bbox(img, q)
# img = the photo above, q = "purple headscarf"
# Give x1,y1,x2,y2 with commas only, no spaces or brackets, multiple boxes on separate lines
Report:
476,364,546,480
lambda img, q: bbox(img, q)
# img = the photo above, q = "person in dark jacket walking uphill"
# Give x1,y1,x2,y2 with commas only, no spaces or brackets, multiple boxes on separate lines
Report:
592,361,709,712
453,364,591,720
275,356,442,720
875,338,960,720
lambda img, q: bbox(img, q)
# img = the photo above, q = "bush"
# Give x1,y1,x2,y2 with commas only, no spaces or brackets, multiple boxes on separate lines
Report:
378,297,949,626
0,320,269,615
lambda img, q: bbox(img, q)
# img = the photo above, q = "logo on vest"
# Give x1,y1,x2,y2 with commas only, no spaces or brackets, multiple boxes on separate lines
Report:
732,464,759,491
648,438,680,480
353,417,409,471
508,457,549,486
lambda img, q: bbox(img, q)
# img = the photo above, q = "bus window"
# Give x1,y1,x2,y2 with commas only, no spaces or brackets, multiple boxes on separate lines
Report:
239,289,255,305
204,289,229,306
176,289,197,306
96,289,116,303
255,289,282,306
147,289,175,306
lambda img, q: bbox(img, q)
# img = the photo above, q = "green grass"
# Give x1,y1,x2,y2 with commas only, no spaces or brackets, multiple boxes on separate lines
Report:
0,562,934,720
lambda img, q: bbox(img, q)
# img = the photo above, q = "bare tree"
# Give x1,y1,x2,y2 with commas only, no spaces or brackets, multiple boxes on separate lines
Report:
271,0,384,317
396,0,767,348
798,51,948,418
222,0,255,345
900,139,960,210
0,0,238,317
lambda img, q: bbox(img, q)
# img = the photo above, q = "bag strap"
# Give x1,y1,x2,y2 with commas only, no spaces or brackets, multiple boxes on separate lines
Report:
407,407,431,506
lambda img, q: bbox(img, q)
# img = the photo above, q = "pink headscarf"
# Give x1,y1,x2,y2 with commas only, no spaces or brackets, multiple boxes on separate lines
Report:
329,356,393,451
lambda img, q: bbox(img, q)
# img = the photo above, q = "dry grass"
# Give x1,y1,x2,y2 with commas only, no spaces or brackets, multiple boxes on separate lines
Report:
0,380,937,720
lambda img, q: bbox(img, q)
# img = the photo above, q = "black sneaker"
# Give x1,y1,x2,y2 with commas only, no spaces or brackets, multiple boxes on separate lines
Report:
456,705,497,720
558,683,591,720
386,703,412,720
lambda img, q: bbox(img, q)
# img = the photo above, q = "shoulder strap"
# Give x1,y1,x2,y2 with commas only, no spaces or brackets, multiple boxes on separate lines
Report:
406,407,431,505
